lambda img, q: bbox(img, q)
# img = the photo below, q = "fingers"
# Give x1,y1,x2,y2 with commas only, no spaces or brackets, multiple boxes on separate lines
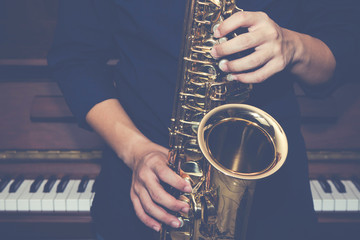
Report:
226,58,285,83
131,150,192,230
131,185,183,231
211,29,265,58
210,11,289,83
131,188,161,232
153,160,192,193
141,151,192,193
218,46,272,73
210,11,274,61
214,11,268,38
144,170,190,213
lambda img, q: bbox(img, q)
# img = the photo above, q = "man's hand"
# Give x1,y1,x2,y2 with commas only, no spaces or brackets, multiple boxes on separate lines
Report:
86,99,192,232
211,11,335,85
211,11,296,83
129,141,192,232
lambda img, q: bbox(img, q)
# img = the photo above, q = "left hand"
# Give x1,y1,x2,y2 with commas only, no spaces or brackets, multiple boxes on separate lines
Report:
211,11,297,83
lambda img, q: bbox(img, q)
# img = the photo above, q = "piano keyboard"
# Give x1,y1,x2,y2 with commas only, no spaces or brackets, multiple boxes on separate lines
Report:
0,175,359,213
310,177,360,212
0,176,95,212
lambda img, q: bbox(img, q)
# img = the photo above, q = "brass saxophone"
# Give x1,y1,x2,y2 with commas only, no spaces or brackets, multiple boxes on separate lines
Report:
161,0,288,239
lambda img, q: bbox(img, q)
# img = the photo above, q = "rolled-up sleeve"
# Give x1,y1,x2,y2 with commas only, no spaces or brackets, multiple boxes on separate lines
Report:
299,0,360,97
47,0,118,129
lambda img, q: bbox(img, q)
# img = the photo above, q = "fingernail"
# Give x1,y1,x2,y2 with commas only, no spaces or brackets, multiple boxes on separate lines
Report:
218,37,227,44
153,226,160,232
227,74,235,81
181,206,190,213
219,59,228,72
210,48,219,59
183,185,192,193
214,28,221,38
212,24,220,35
171,221,180,228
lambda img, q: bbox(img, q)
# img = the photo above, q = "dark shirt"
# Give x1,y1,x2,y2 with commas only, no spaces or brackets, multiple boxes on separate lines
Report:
47,0,358,239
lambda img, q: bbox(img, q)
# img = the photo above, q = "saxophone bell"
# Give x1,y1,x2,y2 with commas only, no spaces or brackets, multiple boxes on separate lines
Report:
198,104,287,181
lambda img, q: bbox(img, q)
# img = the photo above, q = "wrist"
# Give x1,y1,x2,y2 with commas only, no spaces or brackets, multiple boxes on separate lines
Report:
285,29,336,85
120,135,169,171
113,128,151,169
283,28,309,73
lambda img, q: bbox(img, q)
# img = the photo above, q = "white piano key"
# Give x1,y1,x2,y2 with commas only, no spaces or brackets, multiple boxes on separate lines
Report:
66,180,81,211
5,180,31,211
29,180,47,211
343,180,360,210
78,180,94,212
54,180,75,211
90,192,95,206
327,180,347,211
341,180,359,211
312,180,335,211
310,181,322,211
42,179,61,211
17,180,35,211
0,179,14,211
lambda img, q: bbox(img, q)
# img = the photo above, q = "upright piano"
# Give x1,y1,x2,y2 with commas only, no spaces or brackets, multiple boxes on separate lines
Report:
0,72,359,239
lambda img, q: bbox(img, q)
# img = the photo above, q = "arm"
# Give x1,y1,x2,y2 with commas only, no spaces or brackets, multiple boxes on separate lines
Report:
210,0,359,93
48,1,190,232
86,99,191,232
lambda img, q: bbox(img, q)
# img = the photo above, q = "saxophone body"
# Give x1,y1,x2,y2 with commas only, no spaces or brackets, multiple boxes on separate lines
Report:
161,0,288,239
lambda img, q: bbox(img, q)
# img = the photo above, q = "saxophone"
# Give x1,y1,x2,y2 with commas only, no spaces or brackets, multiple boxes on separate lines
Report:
160,0,288,239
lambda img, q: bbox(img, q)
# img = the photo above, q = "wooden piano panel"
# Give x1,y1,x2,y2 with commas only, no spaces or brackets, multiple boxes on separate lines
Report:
297,83,360,227
297,82,360,150
298,83,360,239
0,81,105,150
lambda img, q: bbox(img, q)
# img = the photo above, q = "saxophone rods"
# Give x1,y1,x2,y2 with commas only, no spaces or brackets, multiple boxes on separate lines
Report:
160,0,288,239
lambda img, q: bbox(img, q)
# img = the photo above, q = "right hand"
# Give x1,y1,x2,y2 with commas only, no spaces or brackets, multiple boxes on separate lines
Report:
128,140,192,232
85,99,191,232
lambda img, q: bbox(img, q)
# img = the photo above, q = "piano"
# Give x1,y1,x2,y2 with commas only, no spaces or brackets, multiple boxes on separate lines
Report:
307,150,360,224
0,150,359,239
0,151,101,239
0,66,359,240
0,151,359,217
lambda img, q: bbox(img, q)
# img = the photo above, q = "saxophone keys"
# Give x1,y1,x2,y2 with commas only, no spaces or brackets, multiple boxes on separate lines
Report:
169,218,192,240
180,161,203,178
200,193,216,224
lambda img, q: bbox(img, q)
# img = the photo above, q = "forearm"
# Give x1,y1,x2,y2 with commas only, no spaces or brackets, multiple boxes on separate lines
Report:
285,28,336,86
86,98,191,230
85,98,150,168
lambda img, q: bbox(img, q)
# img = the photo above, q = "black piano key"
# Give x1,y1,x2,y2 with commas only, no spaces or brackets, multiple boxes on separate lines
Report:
30,175,44,193
43,175,57,193
0,176,11,192
9,176,24,193
57,175,70,193
351,176,360,192
331,176,346,193
317,177,332,193
78,176,89,193
91,179,96,193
